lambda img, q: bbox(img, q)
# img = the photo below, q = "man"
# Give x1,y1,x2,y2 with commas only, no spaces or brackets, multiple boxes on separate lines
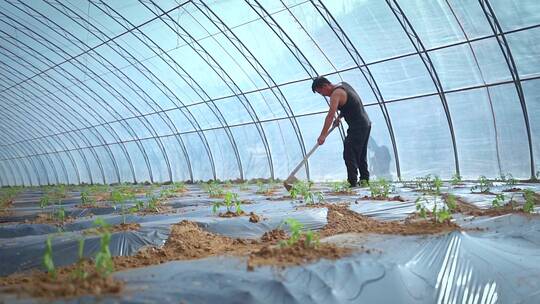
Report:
312,76,372,187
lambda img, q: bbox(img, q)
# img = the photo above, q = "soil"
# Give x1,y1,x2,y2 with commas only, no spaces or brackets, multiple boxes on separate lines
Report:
113,221,258,270
260,229,288,243
82,223,141,235
136,205,173,215
0,200,13,217
76,202,112,209
247,241,352,271
451,196,529,217
320,205,459,237
328,191,355,196
93,193,111,202
0,261,123,298
249,212,261,223
266,195,291,201
502,187,522,192
218,210,246,218
24,213,74,226
358,195,406,202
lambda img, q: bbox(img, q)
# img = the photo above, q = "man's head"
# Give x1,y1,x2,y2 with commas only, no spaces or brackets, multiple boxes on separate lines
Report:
311,76,334,96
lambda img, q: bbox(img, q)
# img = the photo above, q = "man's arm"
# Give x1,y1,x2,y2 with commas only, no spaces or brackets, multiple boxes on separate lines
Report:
317,89,345,145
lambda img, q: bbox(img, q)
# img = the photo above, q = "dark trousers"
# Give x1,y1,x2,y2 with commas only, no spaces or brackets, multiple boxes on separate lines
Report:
343,125,371,187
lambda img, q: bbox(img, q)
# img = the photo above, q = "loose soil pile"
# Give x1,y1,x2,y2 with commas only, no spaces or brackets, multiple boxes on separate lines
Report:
249,212,261,223
320,205,459,237
247,241,352,270
358,195,405,202
83,223,141,235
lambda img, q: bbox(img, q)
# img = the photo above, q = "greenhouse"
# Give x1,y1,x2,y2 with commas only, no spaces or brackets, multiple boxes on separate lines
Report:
0,0,539,303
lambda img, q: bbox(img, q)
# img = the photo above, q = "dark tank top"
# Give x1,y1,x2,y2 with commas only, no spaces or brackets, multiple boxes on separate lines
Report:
334,82,371,134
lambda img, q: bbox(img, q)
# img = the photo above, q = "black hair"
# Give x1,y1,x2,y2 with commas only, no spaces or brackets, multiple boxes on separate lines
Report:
311,76,331,93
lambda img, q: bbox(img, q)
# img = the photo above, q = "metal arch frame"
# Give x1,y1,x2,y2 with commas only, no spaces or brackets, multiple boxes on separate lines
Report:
0,61,93,185
244,0,345,180
48,0,191,184
308,0,402,179
478,0,535,178
46,0,214,183
190,0,309,181
385,0,460,177
0,24,117,185
0,80,63,186
34,0,171,184
87,0,227,182
6,0,171,185
0,87,51,185
0,15,119,186
0,144,31,186
444,0,503,176
91,0,242,182
91,2,240,181
275,0,347,142
0,70,48,187
141,0,275,180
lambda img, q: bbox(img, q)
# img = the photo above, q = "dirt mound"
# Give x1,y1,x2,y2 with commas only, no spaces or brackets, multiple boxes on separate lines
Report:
320,205,458,237
249,212,261,223
358,195,405,202
114,221,256,271
83,223,141,235
260,229,288,243
247,241,352,270
0,261,122,298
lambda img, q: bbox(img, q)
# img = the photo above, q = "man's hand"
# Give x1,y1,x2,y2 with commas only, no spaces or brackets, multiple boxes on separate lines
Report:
317,134,326,145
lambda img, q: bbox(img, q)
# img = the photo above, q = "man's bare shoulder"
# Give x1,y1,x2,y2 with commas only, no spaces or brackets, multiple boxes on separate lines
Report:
331,87,347,100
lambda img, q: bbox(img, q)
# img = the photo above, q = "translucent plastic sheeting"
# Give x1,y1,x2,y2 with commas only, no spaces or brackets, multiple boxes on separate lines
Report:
6,214,538,303
0,221,170,276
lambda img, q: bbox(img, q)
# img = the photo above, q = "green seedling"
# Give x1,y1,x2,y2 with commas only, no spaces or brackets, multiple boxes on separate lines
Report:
54,206,66,222
71,237,88,281
331,181,352,193
39,195,51,209
130,200,145,213
147,196,159,211
204,181,224,198
80,190,95,207
415,197,427,219
360,179,370,188
212,191,242,215
111,190,132,224
415,174,434,192
171,182,187,193
95,230,113,277
492,193,505,209
369,178,393,198
471,176,493,193
500,173,517,190
280,218,303,247
239,181,250,191
288,180,323,204
450,174,462,186
523,189,536,213
43,236,56,279
446,194,457,212
279,218,318,248
159,189,175,199
256,181,271,195
435,207,452,223
433,176,443,195
304,230,319,248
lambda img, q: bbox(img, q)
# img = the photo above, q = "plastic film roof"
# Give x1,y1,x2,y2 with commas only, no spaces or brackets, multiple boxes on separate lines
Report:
0,0,539,186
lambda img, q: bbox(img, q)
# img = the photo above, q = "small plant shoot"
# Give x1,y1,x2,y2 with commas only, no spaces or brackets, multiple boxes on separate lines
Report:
43,236,56,279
